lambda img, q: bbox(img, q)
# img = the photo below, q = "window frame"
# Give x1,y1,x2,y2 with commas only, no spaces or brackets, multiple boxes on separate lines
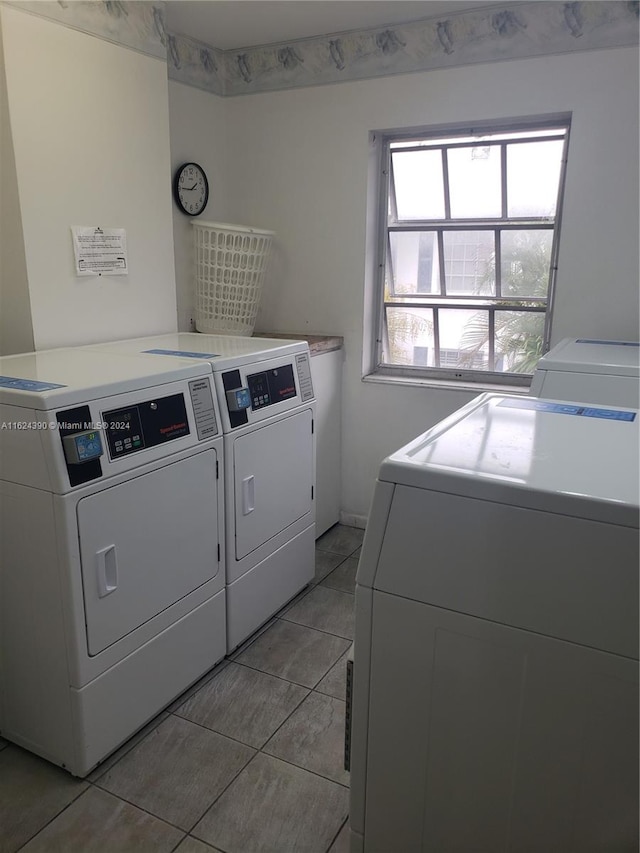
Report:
372,116,571,387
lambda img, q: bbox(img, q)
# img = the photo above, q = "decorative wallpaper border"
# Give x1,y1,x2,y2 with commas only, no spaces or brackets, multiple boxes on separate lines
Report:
4,1,638,96
168,0,639,95
166,28,225,96
216,1,640,96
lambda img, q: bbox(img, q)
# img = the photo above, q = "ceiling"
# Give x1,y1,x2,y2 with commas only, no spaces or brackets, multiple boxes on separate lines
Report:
163,1,506,51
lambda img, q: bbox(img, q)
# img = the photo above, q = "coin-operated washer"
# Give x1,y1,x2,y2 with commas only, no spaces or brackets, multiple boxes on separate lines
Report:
84,333,316,652
0,348,225,776
349,393,639,853
531,337,640,406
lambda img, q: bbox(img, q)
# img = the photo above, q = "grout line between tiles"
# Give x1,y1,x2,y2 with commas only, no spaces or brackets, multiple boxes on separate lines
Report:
325,816,349,853
14,781,91,853
319,581,356,596
278,613,354,642
255,748,351,791
90,771,229,837
315,547,361,558
183,746,261,838
163,710,264,752
229,658,315,691
226,656,332,691
189,836,230,853
167,832,189,853
258,692,350,790
231,630,349,689
169,660,312,752
188,749,266,843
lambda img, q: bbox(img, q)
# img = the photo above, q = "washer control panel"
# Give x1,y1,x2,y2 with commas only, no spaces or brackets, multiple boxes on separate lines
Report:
218,351,315,431
103,393,190,460
247,364,297,410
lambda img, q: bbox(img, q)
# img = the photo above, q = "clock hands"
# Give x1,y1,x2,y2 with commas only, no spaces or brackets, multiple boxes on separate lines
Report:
182,183,198,191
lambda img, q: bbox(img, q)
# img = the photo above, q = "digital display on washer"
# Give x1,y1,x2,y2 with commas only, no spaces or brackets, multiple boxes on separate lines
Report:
103,393,190,459
247,365,297,410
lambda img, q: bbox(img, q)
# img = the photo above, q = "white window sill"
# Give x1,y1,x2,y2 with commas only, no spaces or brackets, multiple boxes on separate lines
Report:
362,370,530,396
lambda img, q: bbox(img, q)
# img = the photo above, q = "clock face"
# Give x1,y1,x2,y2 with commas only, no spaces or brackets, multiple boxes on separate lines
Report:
174,162,209,216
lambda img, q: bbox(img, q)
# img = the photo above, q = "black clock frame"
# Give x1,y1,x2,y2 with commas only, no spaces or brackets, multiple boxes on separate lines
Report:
173,162,209,216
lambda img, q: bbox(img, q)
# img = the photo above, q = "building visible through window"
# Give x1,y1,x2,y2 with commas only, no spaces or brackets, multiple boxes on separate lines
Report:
375,118,570,384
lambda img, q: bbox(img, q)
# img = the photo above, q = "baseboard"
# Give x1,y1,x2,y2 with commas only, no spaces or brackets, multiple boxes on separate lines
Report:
339,511,368,530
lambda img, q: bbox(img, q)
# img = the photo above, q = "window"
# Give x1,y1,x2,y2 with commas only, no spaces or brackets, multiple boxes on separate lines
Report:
374,118,570,385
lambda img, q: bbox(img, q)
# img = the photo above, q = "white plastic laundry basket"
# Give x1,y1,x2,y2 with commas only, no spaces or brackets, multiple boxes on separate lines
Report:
192,220,275,336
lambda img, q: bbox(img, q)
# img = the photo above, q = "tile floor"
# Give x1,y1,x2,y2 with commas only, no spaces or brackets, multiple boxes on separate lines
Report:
0,524,364,853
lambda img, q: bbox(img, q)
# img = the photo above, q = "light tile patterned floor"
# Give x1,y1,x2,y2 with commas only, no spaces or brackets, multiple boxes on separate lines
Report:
0,524,363,853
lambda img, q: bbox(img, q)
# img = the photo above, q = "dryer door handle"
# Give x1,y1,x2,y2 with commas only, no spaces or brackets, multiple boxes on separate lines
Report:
242,475,255,515
96,545,118,597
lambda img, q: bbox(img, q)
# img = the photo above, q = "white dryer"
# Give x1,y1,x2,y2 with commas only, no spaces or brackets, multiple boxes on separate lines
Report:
0,349,225,776
349,393,639,852
530,337,640,406
83,333,316,651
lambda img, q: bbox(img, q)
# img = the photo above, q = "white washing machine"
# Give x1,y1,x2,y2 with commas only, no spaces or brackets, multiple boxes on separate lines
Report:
349,393,639,852
83,333,316,651
531,337,640,406
0,348,225,776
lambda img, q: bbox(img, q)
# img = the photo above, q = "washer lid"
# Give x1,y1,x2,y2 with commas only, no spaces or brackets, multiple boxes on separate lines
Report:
379,393,639,527
0,348,210,410
84,332,308,371
536,338,640,377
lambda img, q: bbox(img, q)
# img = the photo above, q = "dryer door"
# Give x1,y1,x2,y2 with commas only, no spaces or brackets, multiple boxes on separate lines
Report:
233,409,313,560
78,449,219,655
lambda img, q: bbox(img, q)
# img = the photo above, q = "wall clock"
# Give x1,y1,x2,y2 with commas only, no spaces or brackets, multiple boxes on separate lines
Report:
173,162,209,216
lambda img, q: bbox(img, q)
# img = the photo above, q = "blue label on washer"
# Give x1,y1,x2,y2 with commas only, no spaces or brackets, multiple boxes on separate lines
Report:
143,348,218,359
0,375,66,391
75,431,103,460
498,398,636,421
575,339,640,347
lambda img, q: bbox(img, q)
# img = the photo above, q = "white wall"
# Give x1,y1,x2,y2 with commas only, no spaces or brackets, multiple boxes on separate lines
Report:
218,46,639,520
168,80,230,331
0,12,33,356
1,6,178,350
